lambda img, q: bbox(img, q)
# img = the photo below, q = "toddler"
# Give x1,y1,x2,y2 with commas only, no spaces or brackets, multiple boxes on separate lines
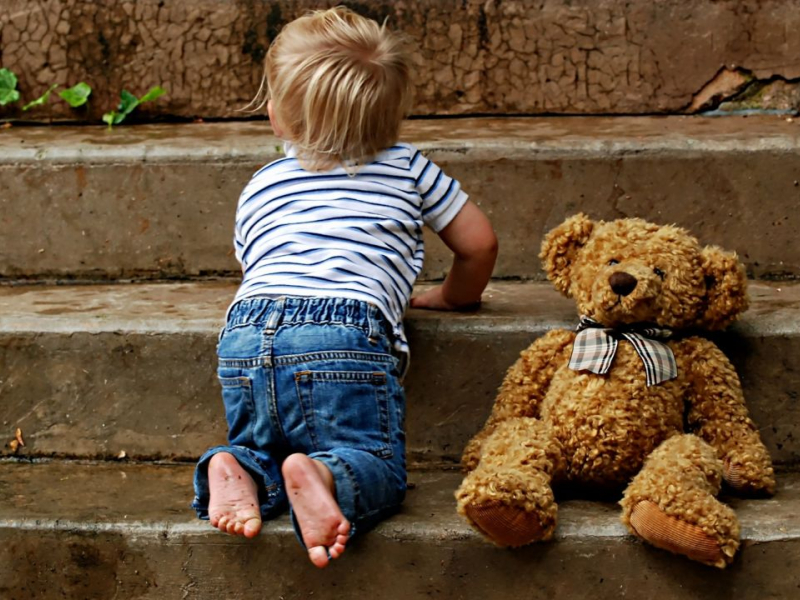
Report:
192,6,497,568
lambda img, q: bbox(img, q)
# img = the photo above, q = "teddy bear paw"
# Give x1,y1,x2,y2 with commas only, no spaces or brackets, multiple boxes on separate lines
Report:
724,457,776,496
629,501,734,568
464,500,552,548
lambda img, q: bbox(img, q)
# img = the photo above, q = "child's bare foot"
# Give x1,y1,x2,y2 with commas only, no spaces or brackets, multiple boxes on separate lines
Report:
207,452,262,538
282,453,351,568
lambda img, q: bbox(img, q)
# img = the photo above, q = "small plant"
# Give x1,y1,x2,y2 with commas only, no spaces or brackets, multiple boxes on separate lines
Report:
0,68,165,128
0,68,92,112
103,86,165,129
59,82,92,108
22,82,92,111
0,68,20,105
22,84,58,111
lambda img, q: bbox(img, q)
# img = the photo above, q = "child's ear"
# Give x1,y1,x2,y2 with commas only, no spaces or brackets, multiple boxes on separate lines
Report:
267,100,285,139
540,213,594,296
698,245,749,330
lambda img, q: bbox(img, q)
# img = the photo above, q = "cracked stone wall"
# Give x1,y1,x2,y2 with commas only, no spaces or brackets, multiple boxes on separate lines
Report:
1,0,800,121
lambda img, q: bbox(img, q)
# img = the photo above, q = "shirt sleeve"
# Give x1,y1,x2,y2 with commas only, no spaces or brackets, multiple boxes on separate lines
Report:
233,187,249,266
233,225,244,265
410,147,469,232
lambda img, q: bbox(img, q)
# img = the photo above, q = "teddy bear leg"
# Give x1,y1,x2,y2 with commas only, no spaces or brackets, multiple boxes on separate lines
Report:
620,434,740,568
456,417,564,547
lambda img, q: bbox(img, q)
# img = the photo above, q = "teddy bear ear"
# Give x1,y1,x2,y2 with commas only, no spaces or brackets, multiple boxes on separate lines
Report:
698,245,749,330
540,213,594,296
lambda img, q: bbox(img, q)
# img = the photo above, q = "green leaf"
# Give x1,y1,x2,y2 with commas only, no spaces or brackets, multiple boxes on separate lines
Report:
104,90,138,128
0,68,20,106
138,86,165,104
59,82,92,108
22,84,59,111
103,86,165,128
118,90,139,117
102,111,126,128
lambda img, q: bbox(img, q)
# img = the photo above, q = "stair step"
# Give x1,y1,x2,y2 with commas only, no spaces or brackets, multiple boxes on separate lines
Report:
1,461,798,599
1,117,799,281
2,280,798,465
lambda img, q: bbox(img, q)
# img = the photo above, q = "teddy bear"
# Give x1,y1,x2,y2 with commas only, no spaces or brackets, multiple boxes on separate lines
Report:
455,214,775,568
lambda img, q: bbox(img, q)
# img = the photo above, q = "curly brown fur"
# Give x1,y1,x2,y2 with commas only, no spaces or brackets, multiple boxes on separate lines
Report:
680,337,775,494
456,214,774,567
456,418,564,546
461,329,574,471
620,435,739,568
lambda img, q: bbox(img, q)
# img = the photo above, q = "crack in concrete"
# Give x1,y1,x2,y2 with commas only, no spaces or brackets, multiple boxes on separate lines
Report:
686,66,800,115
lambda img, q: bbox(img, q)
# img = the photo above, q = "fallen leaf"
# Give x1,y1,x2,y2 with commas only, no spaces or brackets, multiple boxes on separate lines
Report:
15,428,24,447
117,450,127,459
8,439,18,453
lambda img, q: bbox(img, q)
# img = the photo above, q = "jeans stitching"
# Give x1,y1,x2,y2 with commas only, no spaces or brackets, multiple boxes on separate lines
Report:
376,375,392,448
274,351,395,366
337,455,361,513
293,369,393,458
294,372,320,452
218,356,270,368
218,375,255,445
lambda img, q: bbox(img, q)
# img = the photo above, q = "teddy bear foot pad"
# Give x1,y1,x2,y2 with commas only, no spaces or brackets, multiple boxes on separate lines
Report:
630,500,726,567
465,501,549,547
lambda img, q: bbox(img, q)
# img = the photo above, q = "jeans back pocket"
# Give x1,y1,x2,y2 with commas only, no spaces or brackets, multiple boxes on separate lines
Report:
219,375,256,446
294,370,393,458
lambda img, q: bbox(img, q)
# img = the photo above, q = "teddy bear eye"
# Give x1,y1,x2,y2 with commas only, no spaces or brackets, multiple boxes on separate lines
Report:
653,267,666,280
608,259,619,266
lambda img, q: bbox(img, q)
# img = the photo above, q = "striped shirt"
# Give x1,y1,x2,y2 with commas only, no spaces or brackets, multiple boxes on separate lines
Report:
230,142,469,370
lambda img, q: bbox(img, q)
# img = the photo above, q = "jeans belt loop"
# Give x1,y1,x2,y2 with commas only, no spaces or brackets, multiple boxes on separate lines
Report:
265,297,285,333
367,304,379,343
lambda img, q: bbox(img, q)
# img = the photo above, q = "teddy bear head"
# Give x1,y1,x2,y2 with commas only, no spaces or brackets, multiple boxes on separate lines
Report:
539,214,748,331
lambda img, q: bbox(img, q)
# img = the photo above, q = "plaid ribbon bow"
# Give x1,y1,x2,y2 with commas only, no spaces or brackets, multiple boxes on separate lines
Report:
568,316,678,387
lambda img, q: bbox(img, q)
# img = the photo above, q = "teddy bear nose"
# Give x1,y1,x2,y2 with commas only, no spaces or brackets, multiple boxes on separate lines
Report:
609,271,638,296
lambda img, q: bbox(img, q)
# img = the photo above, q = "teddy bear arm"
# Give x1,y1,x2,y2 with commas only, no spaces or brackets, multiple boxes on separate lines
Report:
681,338,775,495
461,329,574,471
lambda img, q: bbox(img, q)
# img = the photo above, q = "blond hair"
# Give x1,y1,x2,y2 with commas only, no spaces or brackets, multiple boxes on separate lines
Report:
256,6,412,170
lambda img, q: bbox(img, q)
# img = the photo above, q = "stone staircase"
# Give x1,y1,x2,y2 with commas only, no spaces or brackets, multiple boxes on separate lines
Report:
1,117,799,599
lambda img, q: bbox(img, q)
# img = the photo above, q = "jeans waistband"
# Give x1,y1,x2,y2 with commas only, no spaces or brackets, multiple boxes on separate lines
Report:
226,295,389,338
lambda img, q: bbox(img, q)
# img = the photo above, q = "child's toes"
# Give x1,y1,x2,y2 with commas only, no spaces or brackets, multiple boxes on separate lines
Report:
329,541,346,559
308,546,330,568
243,517,262,538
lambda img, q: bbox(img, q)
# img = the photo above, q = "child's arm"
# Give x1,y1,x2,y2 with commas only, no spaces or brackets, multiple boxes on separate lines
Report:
411,200,497,310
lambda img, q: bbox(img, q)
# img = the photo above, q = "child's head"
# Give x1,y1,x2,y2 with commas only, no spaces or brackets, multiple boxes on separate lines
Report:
263,6,412,169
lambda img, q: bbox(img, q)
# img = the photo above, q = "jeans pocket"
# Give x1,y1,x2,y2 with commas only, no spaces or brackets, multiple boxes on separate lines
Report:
219,375,255,445
294,370,393,458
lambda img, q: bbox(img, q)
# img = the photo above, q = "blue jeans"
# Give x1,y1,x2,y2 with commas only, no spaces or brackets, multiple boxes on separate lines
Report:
192,296,407,543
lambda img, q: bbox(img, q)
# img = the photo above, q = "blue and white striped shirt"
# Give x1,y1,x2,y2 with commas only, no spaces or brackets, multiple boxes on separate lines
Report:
230,142,469,369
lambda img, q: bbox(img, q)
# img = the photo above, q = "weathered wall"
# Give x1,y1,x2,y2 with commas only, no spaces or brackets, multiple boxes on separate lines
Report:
1,0,799,121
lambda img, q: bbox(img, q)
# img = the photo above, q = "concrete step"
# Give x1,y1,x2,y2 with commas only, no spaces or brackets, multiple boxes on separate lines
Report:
3,0,799,120
2,117,800,282
1,461,798,599
1,280,798,466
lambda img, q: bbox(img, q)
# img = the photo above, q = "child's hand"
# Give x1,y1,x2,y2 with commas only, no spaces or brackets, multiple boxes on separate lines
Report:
410,286,480,311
